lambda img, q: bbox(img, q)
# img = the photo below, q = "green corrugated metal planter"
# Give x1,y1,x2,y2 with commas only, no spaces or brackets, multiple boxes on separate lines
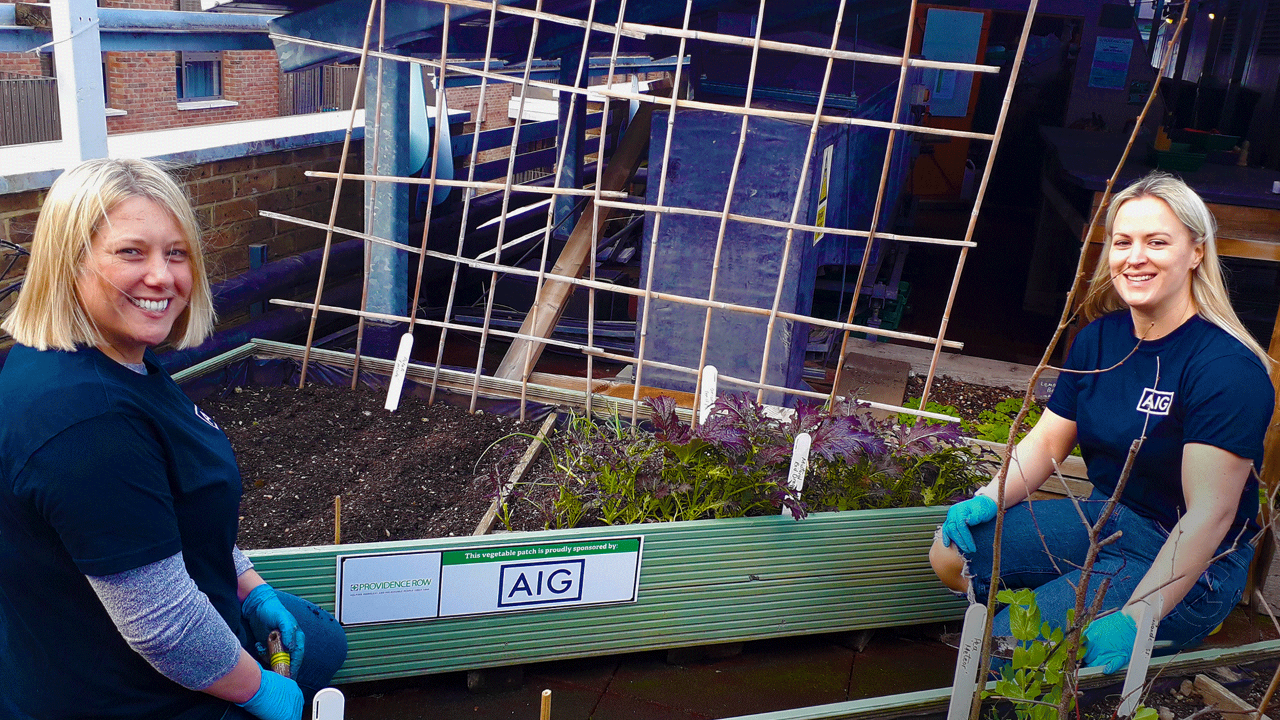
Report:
247,507,962,683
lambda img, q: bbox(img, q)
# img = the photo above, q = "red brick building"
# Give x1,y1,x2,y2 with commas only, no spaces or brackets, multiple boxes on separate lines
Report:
0,0,283,135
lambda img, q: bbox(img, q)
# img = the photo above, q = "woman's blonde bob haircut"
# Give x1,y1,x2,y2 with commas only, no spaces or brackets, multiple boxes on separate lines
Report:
1081,170,1271,368
1,157,214,353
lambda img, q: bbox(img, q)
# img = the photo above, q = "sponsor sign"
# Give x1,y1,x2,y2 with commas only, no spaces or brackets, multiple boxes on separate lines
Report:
336,537,642,626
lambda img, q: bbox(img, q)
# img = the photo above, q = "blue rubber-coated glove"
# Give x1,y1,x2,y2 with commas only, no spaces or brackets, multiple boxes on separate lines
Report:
940,495,997,554
237,664,304,720
242,583,305,672
1082,611,1137,674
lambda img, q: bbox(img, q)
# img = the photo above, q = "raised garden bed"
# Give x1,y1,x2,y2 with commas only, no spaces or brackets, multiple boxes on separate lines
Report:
180,341,1004,683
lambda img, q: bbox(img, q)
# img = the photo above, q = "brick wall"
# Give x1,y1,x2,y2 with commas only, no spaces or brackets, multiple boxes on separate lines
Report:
0,142,365,349
105,50,282,134
0,53,46,77
449,83,515,134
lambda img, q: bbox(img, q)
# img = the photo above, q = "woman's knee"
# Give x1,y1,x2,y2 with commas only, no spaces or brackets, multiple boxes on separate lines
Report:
929,537,968,593
277,592,348,689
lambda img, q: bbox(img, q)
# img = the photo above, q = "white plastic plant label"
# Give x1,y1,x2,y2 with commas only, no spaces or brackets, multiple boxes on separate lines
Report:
698,365,718,424
1118,596,1163,718
312,687,345,720
946,603,988,720
384,331,415,412
781,432,810,518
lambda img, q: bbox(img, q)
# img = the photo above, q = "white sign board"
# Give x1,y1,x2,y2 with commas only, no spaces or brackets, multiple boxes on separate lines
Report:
337,537,643,626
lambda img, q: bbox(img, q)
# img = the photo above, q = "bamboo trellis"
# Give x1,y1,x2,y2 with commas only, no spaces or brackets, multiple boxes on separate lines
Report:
273,0,1043,423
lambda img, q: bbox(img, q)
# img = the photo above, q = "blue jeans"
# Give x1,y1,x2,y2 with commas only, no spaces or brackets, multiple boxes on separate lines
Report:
960,490,1252,652
221,590,347,719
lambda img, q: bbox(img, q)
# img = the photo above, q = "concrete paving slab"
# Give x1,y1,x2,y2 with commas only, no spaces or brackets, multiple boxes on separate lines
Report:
835,353,911,420
587,692,711,720
607,637,855,718
342,669,603,720
526,656,624,694
847,633,958,700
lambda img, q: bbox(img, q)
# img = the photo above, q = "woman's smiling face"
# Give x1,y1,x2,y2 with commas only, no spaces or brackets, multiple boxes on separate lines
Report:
76,196,193,364
1108,195,1203,330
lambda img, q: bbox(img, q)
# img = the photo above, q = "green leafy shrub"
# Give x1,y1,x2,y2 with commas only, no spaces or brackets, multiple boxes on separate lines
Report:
990,588,1081,720
490,394,992,530
902,396,1081,456
975,397,1042,445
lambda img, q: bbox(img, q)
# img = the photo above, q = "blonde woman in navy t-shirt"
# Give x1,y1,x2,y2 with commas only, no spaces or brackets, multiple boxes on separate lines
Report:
0,158,345,720
929,171,1274,673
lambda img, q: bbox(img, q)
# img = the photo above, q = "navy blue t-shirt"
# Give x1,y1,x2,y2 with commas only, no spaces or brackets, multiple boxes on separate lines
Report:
0,345,243,720
1048,312,1273,547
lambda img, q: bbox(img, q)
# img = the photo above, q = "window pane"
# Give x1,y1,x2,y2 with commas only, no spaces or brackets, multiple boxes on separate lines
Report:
184,60,219,99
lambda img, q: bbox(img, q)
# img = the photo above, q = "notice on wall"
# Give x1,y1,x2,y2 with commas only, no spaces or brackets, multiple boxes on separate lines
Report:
1088,37,1133,90
813,144,833,245
336,537,643,626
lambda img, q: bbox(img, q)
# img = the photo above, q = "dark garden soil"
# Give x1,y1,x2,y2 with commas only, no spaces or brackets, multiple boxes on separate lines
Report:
904,374,1037,422
204,384,557,550
1077,659,1279,720
207,375,1033,550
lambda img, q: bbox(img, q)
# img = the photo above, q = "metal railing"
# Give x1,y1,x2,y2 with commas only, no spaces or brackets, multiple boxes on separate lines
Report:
0,73,59,147
280,64,362,116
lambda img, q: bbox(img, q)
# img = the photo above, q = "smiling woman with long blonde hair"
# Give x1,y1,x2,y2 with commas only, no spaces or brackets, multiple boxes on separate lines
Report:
928,171,1274,674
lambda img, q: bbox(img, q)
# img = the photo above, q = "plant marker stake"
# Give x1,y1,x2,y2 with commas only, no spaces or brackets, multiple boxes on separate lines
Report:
312,687,345,720
540,689,551,720
946,603,988,720
267,630,290,679
1118,596,1163,719
781,432,811,518
698,365,718,424
385,331,414,411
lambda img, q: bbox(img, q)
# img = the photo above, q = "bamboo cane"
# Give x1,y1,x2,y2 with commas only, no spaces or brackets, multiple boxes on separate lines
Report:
691,0,769,423
296,0,380,389
755,0,849,404
262,236,964,348
349,0,390,390
267,32,998,140
590,198,978,247
305,172,630,199
468,0,547,414
580,0,634,419
539,689,551,720
828,0,921,409
334,495,341,545
516,0,600,422
431,0,646,40
633,0,716,423
428,0,501,407
922,0,1042,409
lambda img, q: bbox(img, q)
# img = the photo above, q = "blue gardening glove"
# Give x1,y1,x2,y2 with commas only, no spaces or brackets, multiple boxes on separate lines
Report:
1082,610,1137,674
236,664,303,720
242,583,305,672
940,495,997,554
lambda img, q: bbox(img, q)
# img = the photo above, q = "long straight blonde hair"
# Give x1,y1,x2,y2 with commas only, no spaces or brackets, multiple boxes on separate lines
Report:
1081,171,1272,369
1,158,215,352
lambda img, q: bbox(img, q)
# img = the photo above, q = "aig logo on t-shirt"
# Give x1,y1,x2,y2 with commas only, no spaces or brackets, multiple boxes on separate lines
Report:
194,404,220,430
1137,388,1175,416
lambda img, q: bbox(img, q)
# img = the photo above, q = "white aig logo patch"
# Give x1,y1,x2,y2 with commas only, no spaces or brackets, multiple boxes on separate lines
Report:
194,404,220,430
1136,388,1174,416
